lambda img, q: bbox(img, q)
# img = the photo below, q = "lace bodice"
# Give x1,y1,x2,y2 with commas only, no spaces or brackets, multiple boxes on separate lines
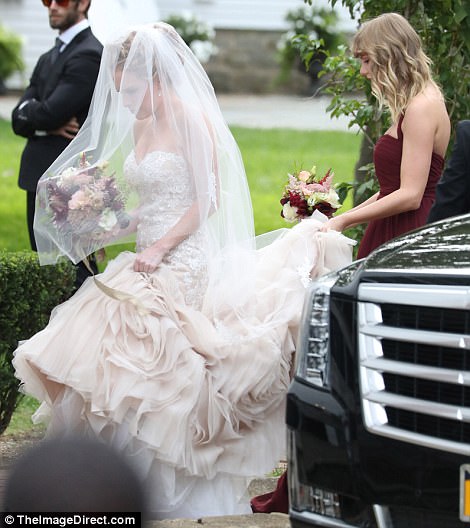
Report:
124,150,193,245
124,150,208,307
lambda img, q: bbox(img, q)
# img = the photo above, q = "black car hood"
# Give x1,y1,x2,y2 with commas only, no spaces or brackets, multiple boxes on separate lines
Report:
362,214,470,272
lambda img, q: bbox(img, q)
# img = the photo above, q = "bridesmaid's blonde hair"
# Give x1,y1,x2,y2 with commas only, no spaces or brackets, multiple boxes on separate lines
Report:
352,12,441,122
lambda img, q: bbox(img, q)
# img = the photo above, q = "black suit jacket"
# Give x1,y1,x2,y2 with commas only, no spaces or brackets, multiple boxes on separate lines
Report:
427,120,470,223
12,27,103,192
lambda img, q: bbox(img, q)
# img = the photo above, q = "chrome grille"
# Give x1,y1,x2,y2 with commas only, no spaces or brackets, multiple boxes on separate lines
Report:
358,283,470,455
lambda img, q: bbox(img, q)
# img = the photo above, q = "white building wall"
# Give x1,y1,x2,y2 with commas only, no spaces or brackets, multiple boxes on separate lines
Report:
1,0,55,88
158,0,357,31
0,0,357,90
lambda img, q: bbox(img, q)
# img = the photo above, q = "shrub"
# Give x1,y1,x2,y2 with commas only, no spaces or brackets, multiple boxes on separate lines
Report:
0,252,76,434
164,12,218,64
0,25,24,82
277,5,346,86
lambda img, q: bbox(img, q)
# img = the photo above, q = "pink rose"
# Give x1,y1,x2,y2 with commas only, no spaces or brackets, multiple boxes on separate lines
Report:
68,189,88,210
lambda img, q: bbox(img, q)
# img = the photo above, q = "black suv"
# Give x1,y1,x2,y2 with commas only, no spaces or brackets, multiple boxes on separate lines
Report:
287,214,470,528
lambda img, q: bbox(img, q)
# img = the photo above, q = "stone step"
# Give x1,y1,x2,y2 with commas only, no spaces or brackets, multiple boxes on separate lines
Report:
148,513,290,527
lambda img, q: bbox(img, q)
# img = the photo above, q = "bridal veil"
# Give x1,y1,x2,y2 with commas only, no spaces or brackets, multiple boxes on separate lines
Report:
34,23,257,301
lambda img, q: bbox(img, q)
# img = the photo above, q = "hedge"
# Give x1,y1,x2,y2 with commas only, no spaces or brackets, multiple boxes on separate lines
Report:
0,251,76,434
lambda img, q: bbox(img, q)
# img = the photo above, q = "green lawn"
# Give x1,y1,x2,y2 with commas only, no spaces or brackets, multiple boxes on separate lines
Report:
5,396,46,437
232,125,358,235
1,118,361,435
0,120,29,251
0,118,360,254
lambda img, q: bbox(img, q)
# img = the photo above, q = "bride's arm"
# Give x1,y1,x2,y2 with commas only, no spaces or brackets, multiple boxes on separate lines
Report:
133,202,202,273
134,114,218,274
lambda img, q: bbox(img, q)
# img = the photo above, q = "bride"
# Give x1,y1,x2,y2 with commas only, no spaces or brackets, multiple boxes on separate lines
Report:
13,23,354,519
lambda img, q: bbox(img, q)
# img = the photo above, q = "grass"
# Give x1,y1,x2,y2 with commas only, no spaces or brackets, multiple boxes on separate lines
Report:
232,126,358,234
5,396,46,437
0,118,361,434
0,118,360,254
0,120,29,252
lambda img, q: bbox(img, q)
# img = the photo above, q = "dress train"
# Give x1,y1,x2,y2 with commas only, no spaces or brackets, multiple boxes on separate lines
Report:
13,216,354,518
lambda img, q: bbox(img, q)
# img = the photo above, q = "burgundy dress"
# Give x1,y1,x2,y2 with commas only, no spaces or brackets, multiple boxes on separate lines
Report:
357,114,445,259
251,471,288,514
251,116,445,515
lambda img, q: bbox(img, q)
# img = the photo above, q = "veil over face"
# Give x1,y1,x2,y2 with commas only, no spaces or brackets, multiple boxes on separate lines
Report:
34,23,256,283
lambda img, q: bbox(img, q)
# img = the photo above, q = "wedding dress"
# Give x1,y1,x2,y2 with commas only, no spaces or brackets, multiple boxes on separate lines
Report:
13,149,353,518
13,23,354,519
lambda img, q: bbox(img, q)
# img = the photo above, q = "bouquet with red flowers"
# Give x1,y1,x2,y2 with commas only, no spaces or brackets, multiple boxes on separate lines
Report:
280,165,341,223
45,153,129,238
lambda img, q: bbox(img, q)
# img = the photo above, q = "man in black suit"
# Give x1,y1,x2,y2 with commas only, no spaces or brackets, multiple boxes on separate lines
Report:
428,120,470,223
12,0,102,287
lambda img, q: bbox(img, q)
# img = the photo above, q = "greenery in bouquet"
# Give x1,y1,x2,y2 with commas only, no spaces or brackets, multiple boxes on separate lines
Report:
164,12,218,64
277,5,345,84
280,165,342,223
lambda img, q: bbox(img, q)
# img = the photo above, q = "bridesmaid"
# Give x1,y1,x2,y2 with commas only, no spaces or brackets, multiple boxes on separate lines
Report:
321,12,450,258
251,11,451,515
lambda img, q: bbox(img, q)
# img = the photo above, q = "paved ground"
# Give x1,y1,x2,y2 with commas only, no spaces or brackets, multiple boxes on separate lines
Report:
150,513,290,527
0,92,355,131
148,478,290,528
217,93,354,131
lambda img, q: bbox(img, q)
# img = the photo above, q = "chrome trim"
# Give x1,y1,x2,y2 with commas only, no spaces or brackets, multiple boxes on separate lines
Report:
373,505,393,528
358,283,470,309
290,510,360,528
290,507,394,528
363,267,470,276
358,282,470,454
360,324,470,349
362,357,470,385
366,422,470,456
364,391,470,423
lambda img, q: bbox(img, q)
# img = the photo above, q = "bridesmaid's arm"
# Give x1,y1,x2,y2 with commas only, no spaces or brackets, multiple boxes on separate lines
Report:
322,98,436,233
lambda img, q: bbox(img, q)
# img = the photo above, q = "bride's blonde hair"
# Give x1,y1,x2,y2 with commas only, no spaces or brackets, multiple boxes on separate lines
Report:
352,12,440,122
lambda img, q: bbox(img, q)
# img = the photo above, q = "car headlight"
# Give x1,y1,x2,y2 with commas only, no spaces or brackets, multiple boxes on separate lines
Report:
294,271,339,387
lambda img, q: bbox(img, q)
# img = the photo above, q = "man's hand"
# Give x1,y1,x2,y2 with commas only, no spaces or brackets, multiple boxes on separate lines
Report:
49,117,80,139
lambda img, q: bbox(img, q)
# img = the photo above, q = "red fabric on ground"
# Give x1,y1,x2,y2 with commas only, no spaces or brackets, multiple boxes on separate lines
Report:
250,471,288,514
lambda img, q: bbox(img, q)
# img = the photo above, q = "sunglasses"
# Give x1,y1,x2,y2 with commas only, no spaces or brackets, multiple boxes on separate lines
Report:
41,0,73,7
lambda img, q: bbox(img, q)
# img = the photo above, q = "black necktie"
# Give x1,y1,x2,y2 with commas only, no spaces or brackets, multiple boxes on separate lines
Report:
50,37,63,64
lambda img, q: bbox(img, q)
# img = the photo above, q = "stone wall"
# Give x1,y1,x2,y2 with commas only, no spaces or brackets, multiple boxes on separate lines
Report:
205,28,311,95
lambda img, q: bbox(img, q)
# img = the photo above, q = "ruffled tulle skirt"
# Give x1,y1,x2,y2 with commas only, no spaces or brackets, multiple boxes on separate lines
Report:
13,216,354,518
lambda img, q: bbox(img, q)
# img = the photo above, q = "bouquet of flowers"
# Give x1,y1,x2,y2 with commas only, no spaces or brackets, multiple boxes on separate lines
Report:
45,153,129,239
280,165,341,223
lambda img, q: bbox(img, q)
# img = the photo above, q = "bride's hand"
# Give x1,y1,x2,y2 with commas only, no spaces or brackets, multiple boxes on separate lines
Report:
134,243,167,273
